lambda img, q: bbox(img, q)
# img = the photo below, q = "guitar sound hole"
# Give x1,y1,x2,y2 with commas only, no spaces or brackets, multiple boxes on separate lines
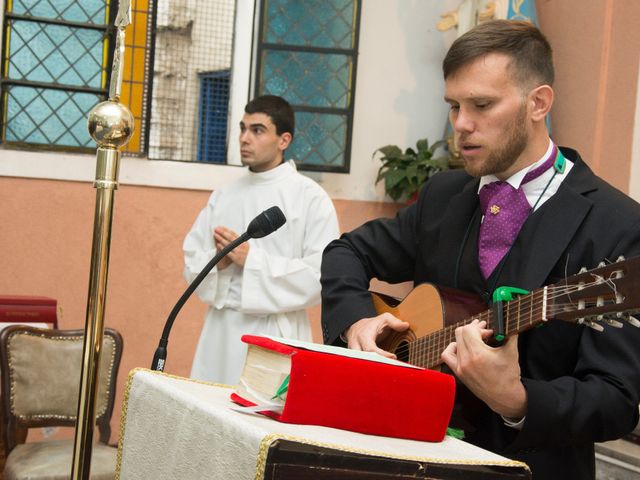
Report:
395,341,410,363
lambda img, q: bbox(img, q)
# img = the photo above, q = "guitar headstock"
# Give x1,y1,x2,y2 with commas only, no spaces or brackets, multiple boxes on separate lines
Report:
550,256,640,331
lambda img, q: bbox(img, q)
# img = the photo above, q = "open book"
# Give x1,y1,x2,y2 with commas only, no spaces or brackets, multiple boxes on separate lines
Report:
231,335,455,442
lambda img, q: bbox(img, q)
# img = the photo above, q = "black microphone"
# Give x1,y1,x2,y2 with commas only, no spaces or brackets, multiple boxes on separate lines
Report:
246,205,286,239
151,206,286,371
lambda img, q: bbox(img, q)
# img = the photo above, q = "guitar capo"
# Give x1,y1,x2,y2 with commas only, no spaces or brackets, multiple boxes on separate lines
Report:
491,286,530,343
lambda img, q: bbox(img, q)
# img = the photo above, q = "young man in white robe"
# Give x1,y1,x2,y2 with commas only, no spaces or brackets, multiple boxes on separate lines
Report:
184,95,340,384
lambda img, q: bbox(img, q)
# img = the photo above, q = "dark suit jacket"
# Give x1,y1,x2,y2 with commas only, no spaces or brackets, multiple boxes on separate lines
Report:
321,148,640,480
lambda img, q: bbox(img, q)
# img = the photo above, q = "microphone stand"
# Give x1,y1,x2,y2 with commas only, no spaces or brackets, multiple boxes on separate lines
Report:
151,232,250,371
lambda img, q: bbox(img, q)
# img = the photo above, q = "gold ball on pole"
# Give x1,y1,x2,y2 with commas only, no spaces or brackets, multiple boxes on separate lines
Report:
87,100,135,148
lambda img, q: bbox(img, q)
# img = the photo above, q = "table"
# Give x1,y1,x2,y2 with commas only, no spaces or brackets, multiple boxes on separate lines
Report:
116,369,530,479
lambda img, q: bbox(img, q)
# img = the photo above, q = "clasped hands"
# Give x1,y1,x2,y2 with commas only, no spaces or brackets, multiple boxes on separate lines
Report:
345,314,527,419
213,226,249,270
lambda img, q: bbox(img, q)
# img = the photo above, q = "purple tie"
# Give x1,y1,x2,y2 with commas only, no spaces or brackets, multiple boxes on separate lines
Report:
478,145,557,279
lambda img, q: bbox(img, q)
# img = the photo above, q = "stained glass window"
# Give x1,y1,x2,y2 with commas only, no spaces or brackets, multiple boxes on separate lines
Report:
121,0,154,154
255,0,361,172
1,0,154,154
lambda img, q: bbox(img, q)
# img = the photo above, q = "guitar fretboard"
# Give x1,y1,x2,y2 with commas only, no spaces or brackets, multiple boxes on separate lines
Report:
407,288,551,369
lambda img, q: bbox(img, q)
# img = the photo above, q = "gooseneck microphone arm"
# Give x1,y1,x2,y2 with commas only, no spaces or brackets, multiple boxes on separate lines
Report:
150,233,249,371
151,206,286,372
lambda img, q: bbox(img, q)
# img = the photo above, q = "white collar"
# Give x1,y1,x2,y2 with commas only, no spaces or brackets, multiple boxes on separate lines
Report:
247,159,296,185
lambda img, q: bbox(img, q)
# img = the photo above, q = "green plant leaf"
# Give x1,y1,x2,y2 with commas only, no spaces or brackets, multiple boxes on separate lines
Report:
416,138,429,152
374,145,403,160
374,137,448,202
384,169,406,190
404,147,416,156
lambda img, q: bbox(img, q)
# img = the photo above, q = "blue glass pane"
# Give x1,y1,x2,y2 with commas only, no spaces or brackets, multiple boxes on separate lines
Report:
11,0,107,24
289,112,346,167
4,86,98,148
260,50,351,108
7,21,104,88
264,0,355,49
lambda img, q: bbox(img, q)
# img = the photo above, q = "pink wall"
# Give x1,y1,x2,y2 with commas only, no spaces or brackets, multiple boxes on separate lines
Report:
0,0,638,444
537,0,640,192
0,177,402,440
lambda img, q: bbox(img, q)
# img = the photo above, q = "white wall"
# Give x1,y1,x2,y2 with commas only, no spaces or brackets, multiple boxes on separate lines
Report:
0,0,459,202
306,0,459,199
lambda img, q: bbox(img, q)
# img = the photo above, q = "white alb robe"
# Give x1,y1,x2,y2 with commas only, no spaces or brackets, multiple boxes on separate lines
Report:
184,160,339,385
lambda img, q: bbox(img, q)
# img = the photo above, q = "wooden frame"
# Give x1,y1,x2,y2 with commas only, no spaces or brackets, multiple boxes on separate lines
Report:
0,326,123,456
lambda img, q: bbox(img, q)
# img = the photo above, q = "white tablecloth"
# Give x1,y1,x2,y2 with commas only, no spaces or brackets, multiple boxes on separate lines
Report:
116,369,529,479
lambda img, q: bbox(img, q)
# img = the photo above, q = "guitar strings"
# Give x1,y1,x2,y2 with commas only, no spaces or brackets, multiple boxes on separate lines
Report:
397,296,622,368
390,277,626,368
403,287,619,368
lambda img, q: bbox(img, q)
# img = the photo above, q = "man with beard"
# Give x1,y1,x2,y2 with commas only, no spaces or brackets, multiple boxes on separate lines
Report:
320,20,640,480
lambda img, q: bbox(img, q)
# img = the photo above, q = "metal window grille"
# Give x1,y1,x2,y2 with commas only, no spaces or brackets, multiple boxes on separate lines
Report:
255,0,362,173
148,0,236,163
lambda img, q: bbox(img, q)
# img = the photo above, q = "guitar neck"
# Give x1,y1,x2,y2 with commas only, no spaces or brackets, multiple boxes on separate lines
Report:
388,256,640,369
412,287,553,369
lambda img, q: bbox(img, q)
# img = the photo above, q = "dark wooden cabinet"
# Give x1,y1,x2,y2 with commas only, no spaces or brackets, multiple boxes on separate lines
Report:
264,440,531,480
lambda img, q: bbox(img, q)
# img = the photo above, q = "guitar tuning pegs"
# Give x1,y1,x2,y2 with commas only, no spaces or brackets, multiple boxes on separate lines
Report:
616,255,625,262
602,317,623,328
584,319,605,332
617,313,640,328
627,316,640,328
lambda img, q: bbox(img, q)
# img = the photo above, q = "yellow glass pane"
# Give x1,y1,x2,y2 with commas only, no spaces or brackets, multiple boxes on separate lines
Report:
120,82,131,106
128,83,144,118
124,121,141,152
115,1,150,154
133,12,148,47
132,48,146,83
122,47,133,81
134,0,149,11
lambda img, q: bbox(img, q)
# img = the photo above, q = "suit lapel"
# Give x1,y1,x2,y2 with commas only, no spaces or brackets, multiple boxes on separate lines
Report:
437,177,482,287
498,156,597,290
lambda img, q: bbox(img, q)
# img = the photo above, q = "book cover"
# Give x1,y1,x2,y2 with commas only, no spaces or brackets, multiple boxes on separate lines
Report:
230,335,455,442
0,295,56,307
0,296,58,326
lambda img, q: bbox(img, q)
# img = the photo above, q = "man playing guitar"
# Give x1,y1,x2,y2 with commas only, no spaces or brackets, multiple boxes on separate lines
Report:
321,20,640,480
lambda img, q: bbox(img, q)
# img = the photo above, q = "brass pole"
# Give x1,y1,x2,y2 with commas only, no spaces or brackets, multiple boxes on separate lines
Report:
71,1,133,478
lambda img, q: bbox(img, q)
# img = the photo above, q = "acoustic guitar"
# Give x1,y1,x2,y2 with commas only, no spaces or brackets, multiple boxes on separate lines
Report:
372,256,640,369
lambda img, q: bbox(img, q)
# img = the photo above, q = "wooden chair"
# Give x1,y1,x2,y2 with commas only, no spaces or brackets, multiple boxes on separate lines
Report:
0,326,123,479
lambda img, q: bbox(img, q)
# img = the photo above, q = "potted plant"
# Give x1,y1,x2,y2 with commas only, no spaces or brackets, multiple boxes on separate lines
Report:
374,138,449,202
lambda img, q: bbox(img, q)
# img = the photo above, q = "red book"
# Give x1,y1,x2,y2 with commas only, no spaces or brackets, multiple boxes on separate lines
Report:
0,295,58,327
230,335,455,442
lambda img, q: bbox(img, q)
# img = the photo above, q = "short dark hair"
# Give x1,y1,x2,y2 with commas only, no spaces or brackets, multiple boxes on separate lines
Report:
443,20,554,90
244,95,295,138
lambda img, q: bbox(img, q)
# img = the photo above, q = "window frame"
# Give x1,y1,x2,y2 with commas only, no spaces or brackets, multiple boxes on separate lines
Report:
0,2,114,152
253,0,362,173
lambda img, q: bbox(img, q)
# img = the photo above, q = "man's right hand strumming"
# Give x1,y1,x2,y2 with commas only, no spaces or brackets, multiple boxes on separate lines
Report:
344,313,410,359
